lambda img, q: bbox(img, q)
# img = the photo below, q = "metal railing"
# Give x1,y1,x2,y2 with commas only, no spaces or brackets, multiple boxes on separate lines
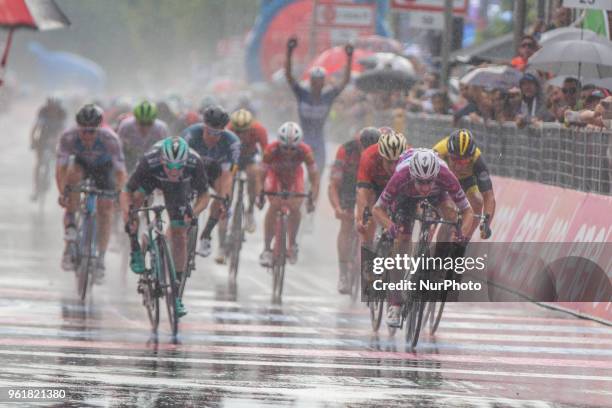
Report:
404,113,611,195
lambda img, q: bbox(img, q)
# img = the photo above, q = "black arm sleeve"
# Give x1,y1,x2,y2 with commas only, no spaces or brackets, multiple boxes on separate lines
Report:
473,156,493,193
126,158,154,194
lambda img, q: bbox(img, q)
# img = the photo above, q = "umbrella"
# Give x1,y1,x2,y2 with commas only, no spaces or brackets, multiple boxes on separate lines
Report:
460,65,523,90
0,0,70,85
355,53,416,93
302,46,372,80
547,75,612,91
528,39,612,79
539,27,607,46
354,35,403,54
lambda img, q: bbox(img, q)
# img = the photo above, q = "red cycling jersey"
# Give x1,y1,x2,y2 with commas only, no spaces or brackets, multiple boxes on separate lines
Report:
228,121,268,158
356,144,396,193
263,141,316,192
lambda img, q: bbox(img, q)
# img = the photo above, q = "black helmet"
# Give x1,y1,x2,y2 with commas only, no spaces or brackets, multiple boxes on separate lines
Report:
203,104,229,129
358,127,381,149
76,103,104,128
448,128,476,157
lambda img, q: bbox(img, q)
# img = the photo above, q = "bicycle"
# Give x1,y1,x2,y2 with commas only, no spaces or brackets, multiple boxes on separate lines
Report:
361,207,394,332
226,170,248,293
129,204,181,337
65,179,116,301
395,199,464,349
262,190,312,304
423,212,491,335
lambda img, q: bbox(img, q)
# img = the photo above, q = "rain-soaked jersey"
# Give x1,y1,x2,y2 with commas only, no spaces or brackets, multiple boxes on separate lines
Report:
376,148,470,211
56,127,126,172
182,124,240,171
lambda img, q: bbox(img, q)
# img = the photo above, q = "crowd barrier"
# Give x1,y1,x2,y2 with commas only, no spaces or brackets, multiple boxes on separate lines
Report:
471,176,611,323
404,113,611,196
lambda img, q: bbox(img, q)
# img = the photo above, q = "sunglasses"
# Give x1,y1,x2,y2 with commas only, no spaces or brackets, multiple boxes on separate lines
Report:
79,128,97,135
521,42,536,49
563,88,577,95
279,144,298,151
206,126,224,136
138,121,154,127
164,162,184,171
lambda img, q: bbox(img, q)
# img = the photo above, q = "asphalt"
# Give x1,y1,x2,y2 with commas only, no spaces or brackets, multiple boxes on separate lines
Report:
0,100,610,408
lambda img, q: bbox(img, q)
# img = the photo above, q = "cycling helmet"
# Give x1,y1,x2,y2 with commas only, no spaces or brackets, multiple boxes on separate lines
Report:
278,121,303,146
357,127,381,149
133,100,157,124
377,128,407,161
203,105,229,129
230,109,253,131
447,128,476,157
76,104,104,128
409,148,440,181
160,137,189,169
47,95,62,108
309,66,327,79
200,96,218,113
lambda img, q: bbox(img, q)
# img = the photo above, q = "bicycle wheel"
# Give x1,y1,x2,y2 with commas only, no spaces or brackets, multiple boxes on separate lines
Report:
76,214,95,301
348,233,360,303
404,230,430,349
179,224,198,299
228,195,244,293
369,298,384,332
142,273,160,332
158,236,179,336
271,213,287,304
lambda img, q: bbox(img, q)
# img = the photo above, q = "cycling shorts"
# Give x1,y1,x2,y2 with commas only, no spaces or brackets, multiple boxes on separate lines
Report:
74,157,115,192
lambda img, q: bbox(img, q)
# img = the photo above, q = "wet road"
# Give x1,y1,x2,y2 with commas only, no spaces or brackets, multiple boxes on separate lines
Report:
0,102,611,407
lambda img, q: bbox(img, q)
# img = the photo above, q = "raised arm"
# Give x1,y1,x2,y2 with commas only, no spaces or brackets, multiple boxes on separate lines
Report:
337,44,354,92
285,37,298,87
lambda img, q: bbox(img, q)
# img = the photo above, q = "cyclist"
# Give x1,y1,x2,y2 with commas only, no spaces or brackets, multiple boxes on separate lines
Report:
117,100,169,173
329,127,381,294
227,108,268,233
372,148,474,326
355,128,408,250
182,105,240,263
433,128,495,239
285,36,353,176
257,122,318,267
121,136,211,318
56,104,128,281
30,96,67,201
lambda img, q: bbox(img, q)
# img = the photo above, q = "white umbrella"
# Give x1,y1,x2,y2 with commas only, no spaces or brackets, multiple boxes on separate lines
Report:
547,75,612,91
460,65,523,89
528,39,612,79
539,27,608,46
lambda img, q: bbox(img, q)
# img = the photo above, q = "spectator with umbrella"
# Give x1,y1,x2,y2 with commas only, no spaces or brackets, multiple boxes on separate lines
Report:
511,35,540,72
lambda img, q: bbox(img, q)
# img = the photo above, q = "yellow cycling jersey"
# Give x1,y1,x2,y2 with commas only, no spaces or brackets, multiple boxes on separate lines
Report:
432,136,482,180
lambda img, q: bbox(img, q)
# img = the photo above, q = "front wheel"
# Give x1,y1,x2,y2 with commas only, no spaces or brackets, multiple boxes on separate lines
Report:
158,237,179,337
228,200,244,294
369,299,384,332
271,213,287,304
76,215,96,301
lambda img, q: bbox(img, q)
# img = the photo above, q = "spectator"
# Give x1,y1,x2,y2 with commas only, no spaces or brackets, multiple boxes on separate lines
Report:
515,73,553,126
546,85,567,122
584,89,606,110
546,7,572,31
511,35,540,72
453,85,485,124
562,77,582,110
492,89,519,122
427,91,452,115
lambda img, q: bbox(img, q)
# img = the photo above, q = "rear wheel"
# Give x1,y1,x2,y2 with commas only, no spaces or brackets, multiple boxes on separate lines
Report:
404,229,430,349
142,273,160,332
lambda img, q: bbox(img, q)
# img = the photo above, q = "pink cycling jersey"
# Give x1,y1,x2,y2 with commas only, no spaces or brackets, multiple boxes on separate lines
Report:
376,148,470,211
56,126,126,172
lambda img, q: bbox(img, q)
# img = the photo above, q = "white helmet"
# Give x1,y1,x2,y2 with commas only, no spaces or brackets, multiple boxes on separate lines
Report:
309,66,327,79
278,121,303,146
409,148,440,181
377,127,407,161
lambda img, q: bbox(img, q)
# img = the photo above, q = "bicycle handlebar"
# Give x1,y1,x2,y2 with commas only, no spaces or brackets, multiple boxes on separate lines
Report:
263,191,311,199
